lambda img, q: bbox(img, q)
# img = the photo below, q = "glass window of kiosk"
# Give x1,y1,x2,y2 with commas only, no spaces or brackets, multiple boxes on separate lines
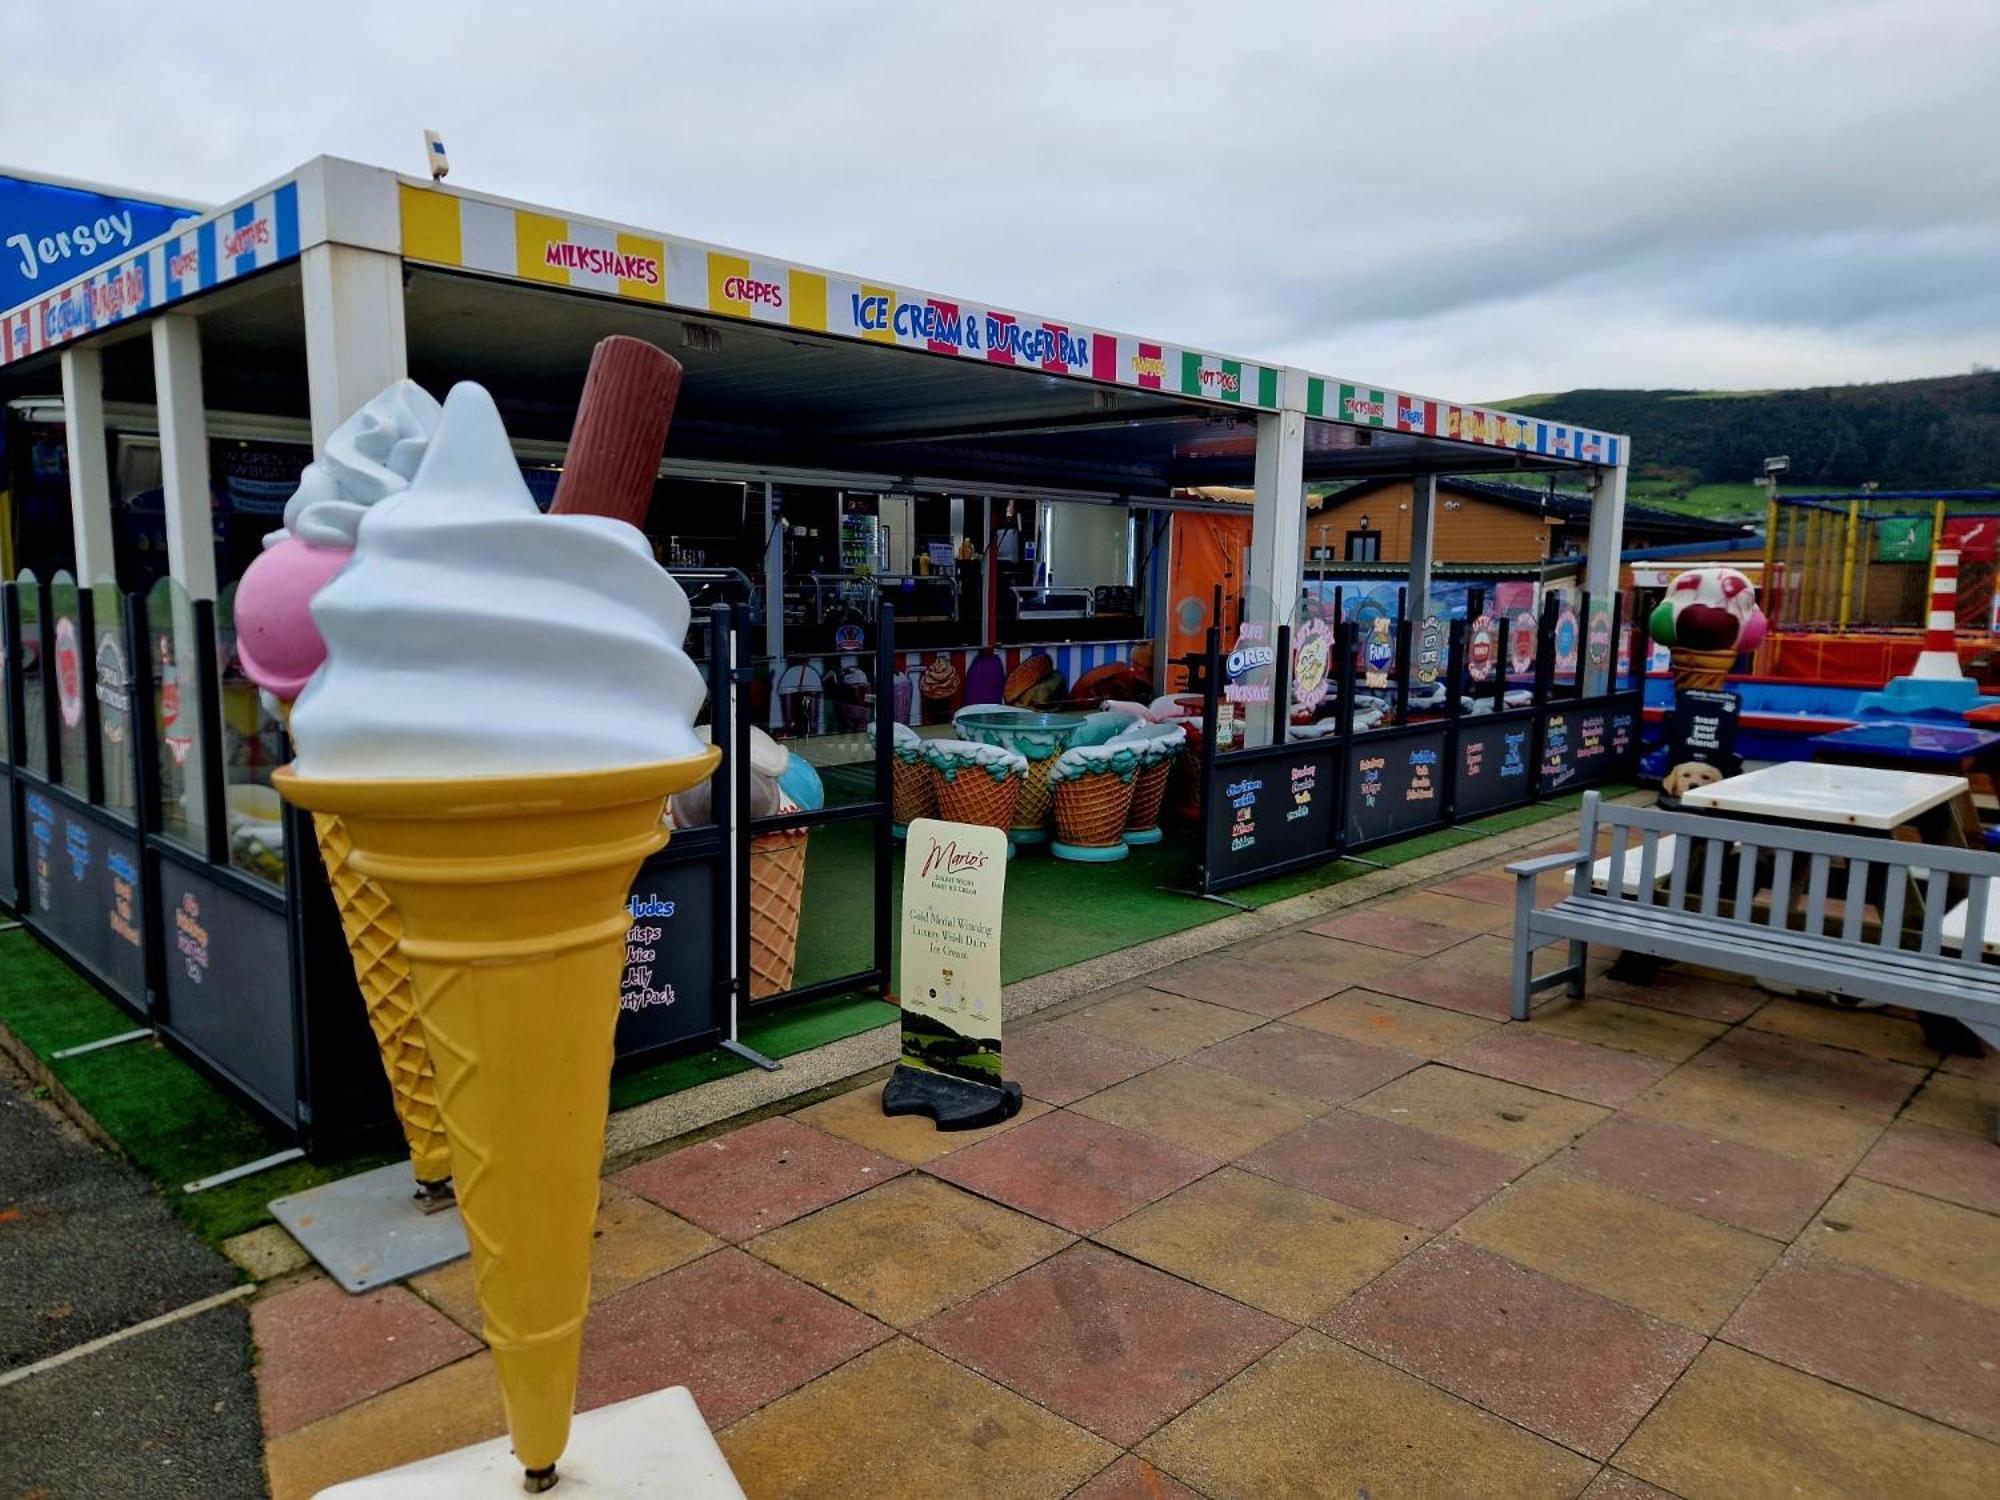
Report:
214,582,288,887
15,570,48,777
147,578,206,854
1000,499,1143,647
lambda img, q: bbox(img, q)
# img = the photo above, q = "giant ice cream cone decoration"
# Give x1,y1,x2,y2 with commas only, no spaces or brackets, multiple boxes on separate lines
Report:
274,368,715,1487
1648,566,1766,695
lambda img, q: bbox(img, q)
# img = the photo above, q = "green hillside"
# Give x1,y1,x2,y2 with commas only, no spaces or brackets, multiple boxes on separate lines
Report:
1510,372,2000,520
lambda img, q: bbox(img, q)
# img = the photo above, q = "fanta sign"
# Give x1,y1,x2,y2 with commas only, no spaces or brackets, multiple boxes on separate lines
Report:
721,274,783,306
544,240,662,284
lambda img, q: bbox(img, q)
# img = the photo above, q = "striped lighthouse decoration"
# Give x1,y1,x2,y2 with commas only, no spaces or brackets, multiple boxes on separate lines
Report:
1911,546,1965,680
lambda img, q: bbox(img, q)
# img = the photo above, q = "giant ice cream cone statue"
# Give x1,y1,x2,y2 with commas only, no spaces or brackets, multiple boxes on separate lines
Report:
274,373,717,1487
1648,566,1766,693
236,383,457,1192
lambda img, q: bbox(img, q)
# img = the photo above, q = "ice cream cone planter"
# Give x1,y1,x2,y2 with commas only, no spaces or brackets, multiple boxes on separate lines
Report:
1669,646,1737,692
922,739,1027,857
872,720,933,835
749,808,809,1001
276,751,717,1480
1050,743,1140,862
1107,721,1186,845
951,706,1072,844
312,810,455,1188
1169,716,1207,822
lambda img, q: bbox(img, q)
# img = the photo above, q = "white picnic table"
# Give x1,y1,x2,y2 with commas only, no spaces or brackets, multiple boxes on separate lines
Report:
1679,761,1969,832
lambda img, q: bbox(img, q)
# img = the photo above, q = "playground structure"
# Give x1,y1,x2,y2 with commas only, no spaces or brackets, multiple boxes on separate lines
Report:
1756,489,2000,682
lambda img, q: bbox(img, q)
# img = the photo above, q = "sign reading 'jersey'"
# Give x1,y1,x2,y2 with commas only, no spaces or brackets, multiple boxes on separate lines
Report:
1,173,199,315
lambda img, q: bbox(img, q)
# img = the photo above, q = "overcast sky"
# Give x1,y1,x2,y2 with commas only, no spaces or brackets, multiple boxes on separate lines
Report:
6,0,1995,401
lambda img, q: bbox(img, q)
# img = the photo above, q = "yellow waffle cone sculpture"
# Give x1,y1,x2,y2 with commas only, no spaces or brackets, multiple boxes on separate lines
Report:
311,811,455,1185
275,750,718,1478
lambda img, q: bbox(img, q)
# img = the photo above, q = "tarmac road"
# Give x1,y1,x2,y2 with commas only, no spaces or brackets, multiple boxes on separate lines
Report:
0,1064,267,1499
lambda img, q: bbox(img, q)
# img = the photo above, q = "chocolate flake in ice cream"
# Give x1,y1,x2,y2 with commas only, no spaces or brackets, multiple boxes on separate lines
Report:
289,382,708,778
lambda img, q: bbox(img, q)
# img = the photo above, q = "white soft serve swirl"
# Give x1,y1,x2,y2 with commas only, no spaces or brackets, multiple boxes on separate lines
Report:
288,381,708,778
267,380,444,549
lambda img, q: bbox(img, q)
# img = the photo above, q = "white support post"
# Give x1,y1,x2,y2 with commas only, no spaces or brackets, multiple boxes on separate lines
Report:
151,314,216,601
1584,459,1628,607
301,242,408,450
60,347,117,585
1406,473,1438,618
1247,370,1309,629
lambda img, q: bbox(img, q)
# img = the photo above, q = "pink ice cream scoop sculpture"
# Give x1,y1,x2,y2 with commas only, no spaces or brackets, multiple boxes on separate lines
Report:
235,537,351,699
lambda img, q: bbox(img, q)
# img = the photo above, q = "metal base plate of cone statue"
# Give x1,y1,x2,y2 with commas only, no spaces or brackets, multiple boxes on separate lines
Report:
270,1160,469,1294
315,1387,744,1498
887,818,1020,1130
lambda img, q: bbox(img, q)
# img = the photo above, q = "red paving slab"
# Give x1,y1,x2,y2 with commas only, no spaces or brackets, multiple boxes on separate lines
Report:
1687,1027,1925,1117
1564,1110,1844,1240
1367,958,1516,1021
1429,871,1519,907
251,1277,482,1439
1307,908,1471,956
1582,1471,1681,1499
1323,1239,1703,1459
917,1243,1289,1446
1188,1021,1420,1105
1593,967,1766,1023
574,1246,888,1427
1148,953,1342,1018
1722,1249,2000,1445
1005,1024,1169,1107
611,1116,906,1242
1855,1120,2000,1216
1441,1027,1673,1109
927,1110,1217,1234
1069,1453,1205,1500
1237,1110,1517,1230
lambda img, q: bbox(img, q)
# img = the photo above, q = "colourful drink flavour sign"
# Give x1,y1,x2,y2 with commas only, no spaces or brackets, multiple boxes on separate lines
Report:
899,819,1009,1086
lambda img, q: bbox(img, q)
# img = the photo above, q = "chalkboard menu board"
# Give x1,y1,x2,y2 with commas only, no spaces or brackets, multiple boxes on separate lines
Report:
21,793,144,1008
158,861,297,1122
0,776,16,907
1346,729,1449,847
1203,743,1337,891
615,851,719,1057
1541,703,1638,793
1455,717,1533,818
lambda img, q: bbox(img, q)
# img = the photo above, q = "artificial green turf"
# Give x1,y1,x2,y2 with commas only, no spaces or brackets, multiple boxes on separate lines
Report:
0,784,1617,1243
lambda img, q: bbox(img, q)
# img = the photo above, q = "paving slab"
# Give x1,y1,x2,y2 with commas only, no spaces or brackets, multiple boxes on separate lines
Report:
1527,995,1726,1062
1625,1065,1886,1172
1307,907,1472,956
1139,1330,1598,1499
221,1225,312,1282
1147,952,1343,1018
1188,1020,1419,1105
746,1174,1070,1327
1798,1177,2000,1311
1457,1169,1779,1332
1347,1063,1609,1164
1591,969,1766,1024
0,1301,264,1500
1373,889,1517,935
927,1109,1216,1234
1069,1453,1206,1500
409,1183,715,1334
252,1276,482,1439
1055,987,1261,1057
792,1079,1050,1165
1363,957,1517,1020
0,1076,238,1368
1744,996,1943,1067
1003,1025,1168,1107
264,1348,504,1500
918,1242,1289,1445
1562,1110,1844,1239
1440,1027,1673,1108
717,1337,1114,1500
1427,871,1520,907
610,1115,905,1242
1616,1342,2000,1500
1096,1165,1424,1323
1902,1071,2000,1138
1287,987,1497,1057
1687,1026,1924,1118
1854,1119,2000,1215
1322,1239,1703,1459
1236,932,1417,989
1580,1468,1680,1498
1722,1248,2000,1444
1420,932,1574,980
573,1245,889,1425
1069,1059,1324,1159
1238,1111,1517,1231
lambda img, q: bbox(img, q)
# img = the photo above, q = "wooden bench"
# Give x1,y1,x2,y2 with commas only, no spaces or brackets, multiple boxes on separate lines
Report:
1510,791,2000,1136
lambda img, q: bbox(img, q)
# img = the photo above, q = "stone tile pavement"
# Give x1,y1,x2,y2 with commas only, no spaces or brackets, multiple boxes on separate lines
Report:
254,853,2000,1499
